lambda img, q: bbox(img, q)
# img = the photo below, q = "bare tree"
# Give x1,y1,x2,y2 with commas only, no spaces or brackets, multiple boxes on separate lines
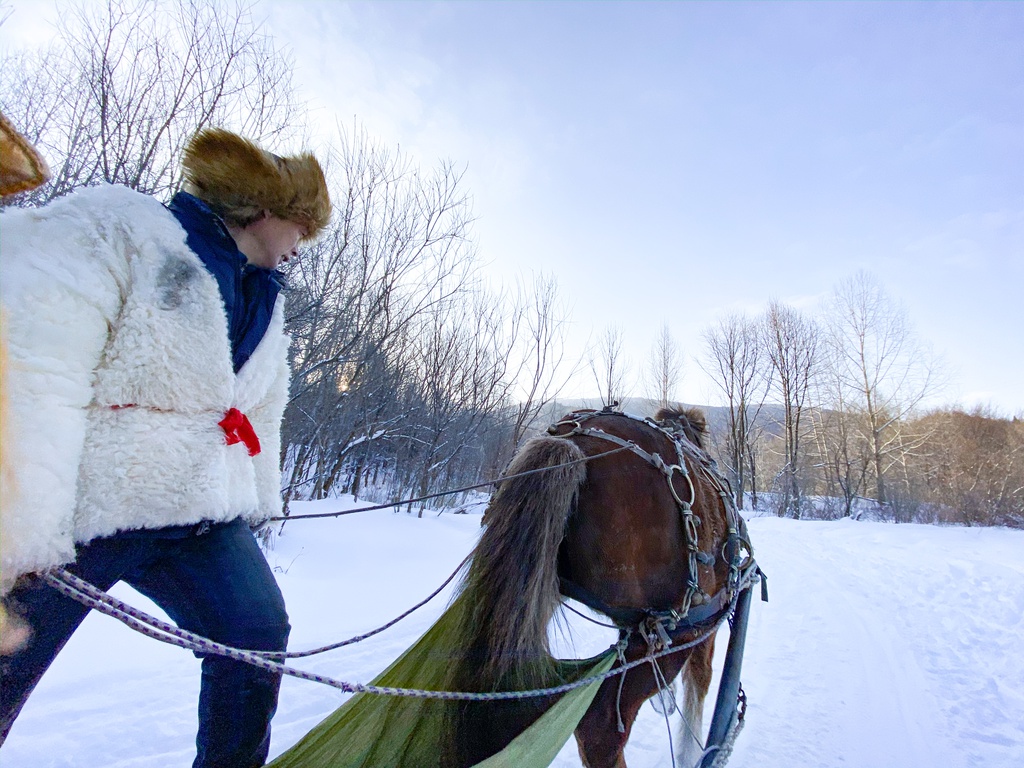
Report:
823,272,943,508
0,1,577,512
0,0,301,206
809,395,872,518
762,300,820,517
506,273,573,449
701,314,770,509
397,284,521,515
282,125,479,503
588,326,630,407
645,323,684,410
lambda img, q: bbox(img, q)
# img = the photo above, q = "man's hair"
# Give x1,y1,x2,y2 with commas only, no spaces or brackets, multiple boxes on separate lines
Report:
181,128,330,240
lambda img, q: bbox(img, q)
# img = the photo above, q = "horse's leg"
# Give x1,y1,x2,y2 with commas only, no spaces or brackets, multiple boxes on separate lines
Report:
674,636,717,768
573,673,633,768
574,646,691,768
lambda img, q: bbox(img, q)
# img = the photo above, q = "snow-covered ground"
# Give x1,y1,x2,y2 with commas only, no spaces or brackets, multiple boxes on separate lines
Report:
3,498,1023,767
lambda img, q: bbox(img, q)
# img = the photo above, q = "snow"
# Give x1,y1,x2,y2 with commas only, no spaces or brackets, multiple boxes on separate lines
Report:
3,499,1023,767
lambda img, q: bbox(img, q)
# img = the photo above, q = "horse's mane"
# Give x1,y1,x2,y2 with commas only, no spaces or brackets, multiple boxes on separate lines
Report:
654,405,707,449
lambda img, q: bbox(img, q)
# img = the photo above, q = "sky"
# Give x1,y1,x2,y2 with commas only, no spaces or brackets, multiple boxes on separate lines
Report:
2,1,1022,414
3,498,1024,766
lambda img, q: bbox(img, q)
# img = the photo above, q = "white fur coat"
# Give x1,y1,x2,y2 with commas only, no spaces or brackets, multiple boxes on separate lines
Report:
0,185,290,590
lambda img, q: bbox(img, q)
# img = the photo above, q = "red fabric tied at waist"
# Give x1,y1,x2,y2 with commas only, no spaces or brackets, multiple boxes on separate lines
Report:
218,408,262,457
109,404,261,457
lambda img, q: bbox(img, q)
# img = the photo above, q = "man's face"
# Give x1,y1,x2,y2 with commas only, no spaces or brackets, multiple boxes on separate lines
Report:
242,214,308,270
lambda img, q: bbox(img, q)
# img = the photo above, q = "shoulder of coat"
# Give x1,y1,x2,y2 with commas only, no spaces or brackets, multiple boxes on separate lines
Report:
77,184,192,249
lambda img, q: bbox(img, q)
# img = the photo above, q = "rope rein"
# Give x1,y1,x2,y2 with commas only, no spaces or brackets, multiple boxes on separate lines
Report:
45,554,472,660
43,564,760,702
31,410,759,768
268,445,633,522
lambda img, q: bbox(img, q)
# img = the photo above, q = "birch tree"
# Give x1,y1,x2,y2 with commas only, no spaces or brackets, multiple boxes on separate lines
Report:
645,323,684,410
763,301,820,517
283,126,477,501
823,272,942,507
702,314,770,509
588,326,630,407
507,273,573,449
908,408,1024,527
397,285,518,515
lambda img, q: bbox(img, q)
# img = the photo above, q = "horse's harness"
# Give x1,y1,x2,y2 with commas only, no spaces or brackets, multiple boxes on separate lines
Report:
547,406,756,648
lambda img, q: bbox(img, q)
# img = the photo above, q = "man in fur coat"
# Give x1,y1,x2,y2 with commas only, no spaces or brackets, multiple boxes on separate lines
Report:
0,128,330,767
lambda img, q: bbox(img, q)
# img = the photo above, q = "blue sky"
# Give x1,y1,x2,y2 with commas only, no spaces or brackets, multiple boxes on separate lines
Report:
267,0,1024,414
4,1,1022,413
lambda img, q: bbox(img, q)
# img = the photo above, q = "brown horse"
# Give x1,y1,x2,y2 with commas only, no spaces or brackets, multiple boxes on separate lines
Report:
442,405,746,768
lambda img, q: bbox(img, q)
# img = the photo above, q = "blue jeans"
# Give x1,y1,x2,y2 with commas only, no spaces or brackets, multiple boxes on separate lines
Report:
0,518,290,768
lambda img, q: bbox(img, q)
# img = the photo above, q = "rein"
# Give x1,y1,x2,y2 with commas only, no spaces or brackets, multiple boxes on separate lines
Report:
42,559,761,703
39,554,473,660
267,445,632,522
39,409,765,766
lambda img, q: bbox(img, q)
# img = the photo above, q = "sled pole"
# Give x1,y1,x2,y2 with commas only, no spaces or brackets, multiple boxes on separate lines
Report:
699,582,753,768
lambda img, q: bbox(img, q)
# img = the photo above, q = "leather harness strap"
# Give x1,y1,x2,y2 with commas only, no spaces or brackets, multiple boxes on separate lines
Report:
547,407,754,636
558,574,734,633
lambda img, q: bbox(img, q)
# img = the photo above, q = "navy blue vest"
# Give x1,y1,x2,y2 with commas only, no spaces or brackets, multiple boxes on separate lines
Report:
166,192,284,373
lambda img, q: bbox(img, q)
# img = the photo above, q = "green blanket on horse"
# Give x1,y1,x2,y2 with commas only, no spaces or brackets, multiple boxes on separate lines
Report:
267,593,616,768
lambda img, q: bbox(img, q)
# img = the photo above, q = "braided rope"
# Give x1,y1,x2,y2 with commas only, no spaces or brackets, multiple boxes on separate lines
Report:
43,567,756,702
45,554,471,660
703,717,745,768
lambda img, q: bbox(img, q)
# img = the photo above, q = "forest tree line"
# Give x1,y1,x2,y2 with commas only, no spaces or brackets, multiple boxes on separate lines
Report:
3,0,1020,527
696,282,1023,527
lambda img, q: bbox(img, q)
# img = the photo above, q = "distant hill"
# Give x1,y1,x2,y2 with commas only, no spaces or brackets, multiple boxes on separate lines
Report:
534,397,787,439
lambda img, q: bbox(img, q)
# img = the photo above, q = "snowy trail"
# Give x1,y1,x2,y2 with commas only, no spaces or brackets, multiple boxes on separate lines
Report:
2,504,1022,767
730,518,1024,768
730,520,949,767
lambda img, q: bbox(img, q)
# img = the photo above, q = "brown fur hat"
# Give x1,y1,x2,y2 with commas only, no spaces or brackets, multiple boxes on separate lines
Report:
181,128,330,240
0,111,50,198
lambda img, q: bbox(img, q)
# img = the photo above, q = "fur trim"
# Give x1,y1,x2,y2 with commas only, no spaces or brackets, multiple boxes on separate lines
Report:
0,111,50,198
181,128,330,240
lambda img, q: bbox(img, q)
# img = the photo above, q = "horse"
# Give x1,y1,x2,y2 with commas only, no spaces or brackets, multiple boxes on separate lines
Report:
441,405,748,768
